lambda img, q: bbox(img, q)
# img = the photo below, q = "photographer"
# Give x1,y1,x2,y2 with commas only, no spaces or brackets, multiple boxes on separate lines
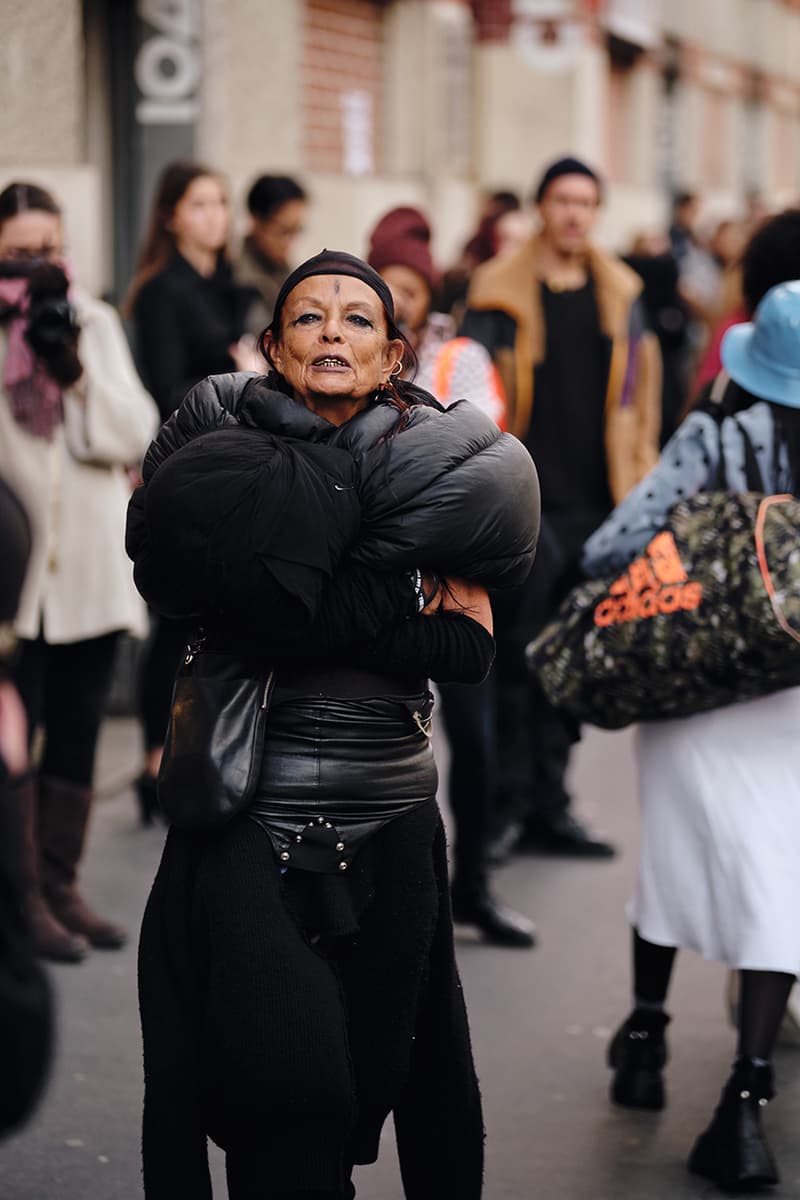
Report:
0,182,158,963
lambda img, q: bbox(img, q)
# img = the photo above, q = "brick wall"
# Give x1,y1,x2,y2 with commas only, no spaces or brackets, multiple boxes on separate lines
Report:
302,0,385,174
471,0,512,42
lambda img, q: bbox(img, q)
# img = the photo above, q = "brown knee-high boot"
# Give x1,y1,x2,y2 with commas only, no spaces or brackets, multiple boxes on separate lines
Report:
7,773,88,963
37,776,127,950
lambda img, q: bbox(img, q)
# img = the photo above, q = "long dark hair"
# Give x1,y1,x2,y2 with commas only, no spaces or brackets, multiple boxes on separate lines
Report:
0,181,61,229
124,161,226,316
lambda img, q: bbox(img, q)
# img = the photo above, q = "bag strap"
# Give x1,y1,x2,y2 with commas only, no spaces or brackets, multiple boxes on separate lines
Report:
732,417,765,491
713,415,764,492
709,368,730,408
754,494,800,645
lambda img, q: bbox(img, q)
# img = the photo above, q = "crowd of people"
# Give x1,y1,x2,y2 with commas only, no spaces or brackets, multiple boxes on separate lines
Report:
0,153,798,1196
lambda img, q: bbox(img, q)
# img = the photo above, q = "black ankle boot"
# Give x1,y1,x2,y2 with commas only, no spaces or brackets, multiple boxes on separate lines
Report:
688,1058,779,1190
135,773,160,826
608,1008,670,1110
451,887,536,948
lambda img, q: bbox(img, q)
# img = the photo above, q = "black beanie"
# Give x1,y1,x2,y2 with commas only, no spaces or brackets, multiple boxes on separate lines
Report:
534,156,603,204
269,249,395,331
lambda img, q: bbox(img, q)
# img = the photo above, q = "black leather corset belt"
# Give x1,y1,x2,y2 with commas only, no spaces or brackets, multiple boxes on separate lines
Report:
249,671,437,874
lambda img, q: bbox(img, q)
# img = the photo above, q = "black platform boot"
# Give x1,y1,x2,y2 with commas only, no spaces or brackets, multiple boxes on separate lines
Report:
688,1057,779,1190
608,1008,670,1110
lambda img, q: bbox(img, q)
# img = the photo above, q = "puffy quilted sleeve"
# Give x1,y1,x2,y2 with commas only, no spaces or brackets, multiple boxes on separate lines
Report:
141,372,255,481
347,400,540,589
126,372,256,599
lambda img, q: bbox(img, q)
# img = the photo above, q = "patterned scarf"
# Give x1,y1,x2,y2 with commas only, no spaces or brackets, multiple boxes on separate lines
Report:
0,273,65,440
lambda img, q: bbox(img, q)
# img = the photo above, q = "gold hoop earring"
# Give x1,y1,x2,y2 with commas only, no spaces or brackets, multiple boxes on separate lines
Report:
390,361,403,377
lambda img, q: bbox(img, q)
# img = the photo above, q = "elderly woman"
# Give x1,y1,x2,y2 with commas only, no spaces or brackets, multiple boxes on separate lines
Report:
127,250,539,1200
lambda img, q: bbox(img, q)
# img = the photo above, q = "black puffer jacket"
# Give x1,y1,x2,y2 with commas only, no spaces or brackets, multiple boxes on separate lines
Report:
127,372,539,595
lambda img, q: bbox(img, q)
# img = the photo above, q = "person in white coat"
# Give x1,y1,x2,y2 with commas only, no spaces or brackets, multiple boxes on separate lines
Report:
583,280,800,1192
0,181,159,963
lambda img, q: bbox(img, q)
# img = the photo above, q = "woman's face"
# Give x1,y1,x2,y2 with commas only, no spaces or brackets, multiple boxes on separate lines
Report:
252,199,307,268
0,210,63,264
169,175,229,255
269,275,404,414
379,264,431,334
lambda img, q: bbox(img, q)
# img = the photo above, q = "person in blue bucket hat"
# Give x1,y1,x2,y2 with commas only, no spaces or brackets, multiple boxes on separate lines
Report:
578,272,800,1191
721,280,800,408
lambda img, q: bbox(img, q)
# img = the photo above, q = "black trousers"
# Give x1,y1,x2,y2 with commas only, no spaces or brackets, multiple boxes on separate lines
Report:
435,507,601,831
492,509,600,826
438,673,496,896
14,631,120,787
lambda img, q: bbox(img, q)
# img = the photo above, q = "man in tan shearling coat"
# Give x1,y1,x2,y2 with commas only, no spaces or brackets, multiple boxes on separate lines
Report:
461,156,662,862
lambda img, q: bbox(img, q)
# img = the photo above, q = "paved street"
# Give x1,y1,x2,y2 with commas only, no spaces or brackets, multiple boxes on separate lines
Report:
2,716,799,1199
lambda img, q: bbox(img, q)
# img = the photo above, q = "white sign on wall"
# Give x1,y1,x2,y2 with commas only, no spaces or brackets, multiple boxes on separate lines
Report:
135,0,200,125
341,90,374,176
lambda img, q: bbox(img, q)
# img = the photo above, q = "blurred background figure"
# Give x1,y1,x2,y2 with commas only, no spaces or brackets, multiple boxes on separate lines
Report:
367,205,505,424
692,209,800,404
463,155,661,862
125,161,260,826
367,206,534,947
667,190,701,267
126,161,259,421
494,206,536,260
693,208,800,412
234,173,308,329
624,231,690,444
0,475,53,1138
0,181,158,962
689,218,749,397
442,190,523,324
462,190,523,272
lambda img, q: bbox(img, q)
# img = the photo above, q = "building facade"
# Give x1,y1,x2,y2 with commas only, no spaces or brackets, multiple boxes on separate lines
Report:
2,0,799,298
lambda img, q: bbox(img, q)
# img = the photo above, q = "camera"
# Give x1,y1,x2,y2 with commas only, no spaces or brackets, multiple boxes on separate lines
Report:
0,259,82,386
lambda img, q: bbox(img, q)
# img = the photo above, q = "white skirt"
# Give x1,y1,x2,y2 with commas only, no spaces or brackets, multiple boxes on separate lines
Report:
629,687,800,975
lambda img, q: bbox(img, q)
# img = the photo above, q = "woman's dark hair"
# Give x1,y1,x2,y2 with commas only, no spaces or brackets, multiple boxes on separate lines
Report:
124,160,225,315
247,175,307,222
487,190,520,216
771,404,800,498
0,182,61,228
742,208,800,315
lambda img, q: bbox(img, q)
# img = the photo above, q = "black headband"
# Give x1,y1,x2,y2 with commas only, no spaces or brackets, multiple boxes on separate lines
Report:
534,156,603,204
269,249,396,331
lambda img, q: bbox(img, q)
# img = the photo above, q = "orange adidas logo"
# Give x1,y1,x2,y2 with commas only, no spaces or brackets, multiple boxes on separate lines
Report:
593,531,703,627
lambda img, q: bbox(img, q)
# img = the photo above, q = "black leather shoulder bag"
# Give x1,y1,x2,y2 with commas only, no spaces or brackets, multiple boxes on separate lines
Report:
157,631,275,832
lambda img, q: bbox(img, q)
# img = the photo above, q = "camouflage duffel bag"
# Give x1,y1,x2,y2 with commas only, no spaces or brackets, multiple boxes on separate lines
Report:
526,491,800,730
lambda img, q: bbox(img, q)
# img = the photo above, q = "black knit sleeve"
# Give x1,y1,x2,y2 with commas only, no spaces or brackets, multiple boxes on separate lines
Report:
275,564,418,654
271,570,495,684
359,612,495,684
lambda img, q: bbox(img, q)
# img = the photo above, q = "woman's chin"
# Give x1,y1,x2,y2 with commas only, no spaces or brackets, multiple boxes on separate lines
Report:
300,381,373,404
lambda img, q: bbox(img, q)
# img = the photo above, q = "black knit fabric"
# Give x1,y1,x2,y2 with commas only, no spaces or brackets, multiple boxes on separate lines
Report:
139,803,484,1198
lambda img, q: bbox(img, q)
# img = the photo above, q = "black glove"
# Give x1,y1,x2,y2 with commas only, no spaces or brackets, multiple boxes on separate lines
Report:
25,264,83,387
